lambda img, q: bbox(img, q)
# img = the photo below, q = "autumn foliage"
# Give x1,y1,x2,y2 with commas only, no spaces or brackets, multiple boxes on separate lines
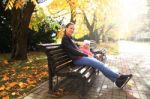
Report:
0,52,48,98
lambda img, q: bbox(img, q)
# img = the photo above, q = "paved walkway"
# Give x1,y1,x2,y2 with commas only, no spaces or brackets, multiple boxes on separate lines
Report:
22,55,150,99
23,41,150,99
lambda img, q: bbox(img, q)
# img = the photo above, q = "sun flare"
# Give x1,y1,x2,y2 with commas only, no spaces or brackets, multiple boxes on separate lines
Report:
119,0,147,38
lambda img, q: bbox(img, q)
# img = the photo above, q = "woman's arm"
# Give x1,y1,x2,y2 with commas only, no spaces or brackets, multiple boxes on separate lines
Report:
62,37,88,57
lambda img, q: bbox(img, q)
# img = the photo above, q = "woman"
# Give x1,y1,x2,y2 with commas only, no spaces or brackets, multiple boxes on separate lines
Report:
61,22,132,88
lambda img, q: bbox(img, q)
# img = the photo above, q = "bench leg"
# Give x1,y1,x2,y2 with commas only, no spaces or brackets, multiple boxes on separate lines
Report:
80,78,87,97
48,74,54,93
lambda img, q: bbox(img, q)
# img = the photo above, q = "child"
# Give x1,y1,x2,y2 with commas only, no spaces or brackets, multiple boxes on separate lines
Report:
80,40,94,57
80,40,103,61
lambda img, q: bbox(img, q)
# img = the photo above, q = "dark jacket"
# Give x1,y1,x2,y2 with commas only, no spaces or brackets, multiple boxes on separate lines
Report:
61,35,88,60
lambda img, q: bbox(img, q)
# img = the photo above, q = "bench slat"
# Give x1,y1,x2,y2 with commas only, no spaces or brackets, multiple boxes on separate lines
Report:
52,51,67,58
52,54,69,62
55,58,72,66
56,60,72,72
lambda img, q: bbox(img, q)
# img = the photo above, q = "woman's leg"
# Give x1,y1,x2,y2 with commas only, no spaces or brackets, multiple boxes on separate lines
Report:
73,57,119,82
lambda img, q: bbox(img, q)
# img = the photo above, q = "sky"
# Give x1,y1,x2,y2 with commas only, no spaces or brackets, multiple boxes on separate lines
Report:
118,0,147,37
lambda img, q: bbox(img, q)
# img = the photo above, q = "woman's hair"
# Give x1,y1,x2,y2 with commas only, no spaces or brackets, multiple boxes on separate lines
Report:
64,22,74,34
65,22,74,28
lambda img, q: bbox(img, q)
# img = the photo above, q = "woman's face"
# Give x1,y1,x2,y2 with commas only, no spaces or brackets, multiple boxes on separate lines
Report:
65,25,75,37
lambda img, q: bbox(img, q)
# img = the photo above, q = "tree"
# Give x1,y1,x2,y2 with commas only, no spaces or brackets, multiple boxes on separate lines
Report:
82,9,97,41
4,0,36,60
67,0,77,23
80,0,117,43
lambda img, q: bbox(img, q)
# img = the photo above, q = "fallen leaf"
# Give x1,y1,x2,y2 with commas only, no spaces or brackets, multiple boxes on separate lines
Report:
5,86,11,90
7,82,18,88
0,85,5,91
19,82,27,88
22,66,30,70
11,68,16,72
3,60,9,65
2,95,9,99
2,75,9,81
26,79,36,84
0,91,7,97
11,92,16,96
41,72,48,76
43,65,48,68
52,91,64,98
58,88,64,93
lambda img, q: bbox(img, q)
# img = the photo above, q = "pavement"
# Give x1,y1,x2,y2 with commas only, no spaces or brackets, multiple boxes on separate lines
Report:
22,41,150,99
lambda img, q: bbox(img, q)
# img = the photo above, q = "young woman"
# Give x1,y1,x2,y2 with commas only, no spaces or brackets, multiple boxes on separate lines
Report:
61,22,132,88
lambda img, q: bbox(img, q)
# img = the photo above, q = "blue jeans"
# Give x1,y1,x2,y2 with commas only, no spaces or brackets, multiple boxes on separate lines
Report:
73,57,119,82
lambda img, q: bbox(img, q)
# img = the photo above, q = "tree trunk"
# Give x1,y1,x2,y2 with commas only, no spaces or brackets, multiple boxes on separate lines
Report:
93,29,99,43
11,1,35,60
67,0,76,23
82,10,97,40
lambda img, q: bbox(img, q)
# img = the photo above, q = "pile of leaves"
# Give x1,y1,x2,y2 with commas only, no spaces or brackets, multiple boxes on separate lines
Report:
0,52,48,98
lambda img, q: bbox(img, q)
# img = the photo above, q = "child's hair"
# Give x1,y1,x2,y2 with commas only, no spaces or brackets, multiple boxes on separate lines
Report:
83,40,90,45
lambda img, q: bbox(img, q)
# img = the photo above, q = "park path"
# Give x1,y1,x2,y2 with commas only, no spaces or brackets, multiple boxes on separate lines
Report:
23,41,150,99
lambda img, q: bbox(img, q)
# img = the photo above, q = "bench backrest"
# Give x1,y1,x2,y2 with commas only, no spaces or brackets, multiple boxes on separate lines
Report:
45,44,74,77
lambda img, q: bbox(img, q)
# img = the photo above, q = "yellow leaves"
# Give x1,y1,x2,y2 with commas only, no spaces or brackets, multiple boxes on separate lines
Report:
5,0,15,10
5,0,26,10
68,0,78,8
48,0,68,10
15,0,25,9
0,82,28,92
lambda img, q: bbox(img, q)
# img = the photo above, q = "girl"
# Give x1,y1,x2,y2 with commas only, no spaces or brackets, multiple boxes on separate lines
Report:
80,40,94,57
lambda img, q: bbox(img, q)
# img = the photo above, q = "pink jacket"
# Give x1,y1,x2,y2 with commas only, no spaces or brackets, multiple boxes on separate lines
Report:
80,46,93,57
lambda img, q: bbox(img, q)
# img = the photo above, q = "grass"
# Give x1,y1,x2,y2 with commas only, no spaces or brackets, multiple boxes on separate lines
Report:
97,41,119,55
0,52,48,98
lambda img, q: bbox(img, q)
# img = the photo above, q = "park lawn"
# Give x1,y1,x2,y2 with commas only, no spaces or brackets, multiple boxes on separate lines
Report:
0,52,48,98
97,42,119,55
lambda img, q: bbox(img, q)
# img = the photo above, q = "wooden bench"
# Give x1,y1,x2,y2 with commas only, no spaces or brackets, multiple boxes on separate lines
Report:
40,43,98,93
90,40,107,63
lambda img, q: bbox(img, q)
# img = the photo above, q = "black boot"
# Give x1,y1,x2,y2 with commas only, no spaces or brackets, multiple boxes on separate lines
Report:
115,74,132,88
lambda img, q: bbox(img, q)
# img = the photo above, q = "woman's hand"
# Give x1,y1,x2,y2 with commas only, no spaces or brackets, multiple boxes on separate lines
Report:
88,54,94,58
